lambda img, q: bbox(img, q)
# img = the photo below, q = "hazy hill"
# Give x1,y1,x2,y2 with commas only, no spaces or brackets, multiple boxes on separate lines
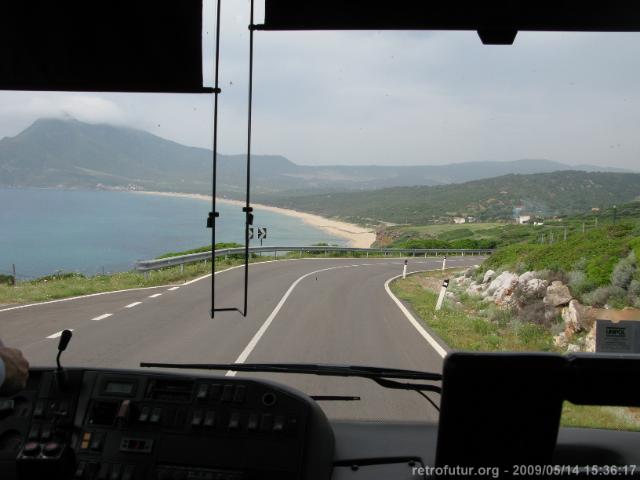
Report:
257,171,640,225
0,118,631,195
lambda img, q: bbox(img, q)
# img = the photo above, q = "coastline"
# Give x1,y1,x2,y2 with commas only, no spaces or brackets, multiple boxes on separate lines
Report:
132,191,376,248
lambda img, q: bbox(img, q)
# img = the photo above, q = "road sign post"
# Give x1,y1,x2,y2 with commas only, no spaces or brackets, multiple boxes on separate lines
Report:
403,259,408,279
442,256,447,271
435,279,450,311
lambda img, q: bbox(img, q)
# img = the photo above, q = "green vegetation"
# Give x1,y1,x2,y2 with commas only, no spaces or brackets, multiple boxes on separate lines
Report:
263,172,640,225
390,270,556,352
391,270,640,431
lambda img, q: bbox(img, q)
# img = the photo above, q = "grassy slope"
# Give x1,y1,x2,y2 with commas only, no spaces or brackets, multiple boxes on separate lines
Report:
391,270,640,431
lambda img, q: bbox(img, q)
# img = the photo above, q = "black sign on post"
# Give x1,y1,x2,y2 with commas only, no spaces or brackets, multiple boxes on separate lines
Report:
248,227,255,240
258,227,267,246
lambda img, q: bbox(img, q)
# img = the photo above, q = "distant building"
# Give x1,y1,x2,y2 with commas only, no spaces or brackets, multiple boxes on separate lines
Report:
466,216,476,223
591,207,601,212
518,215,532,224
453,217,466,224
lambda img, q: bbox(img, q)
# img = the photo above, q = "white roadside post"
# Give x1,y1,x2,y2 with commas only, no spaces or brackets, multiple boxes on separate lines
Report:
435,279,450,311
442,255,447,271
402,259,408,279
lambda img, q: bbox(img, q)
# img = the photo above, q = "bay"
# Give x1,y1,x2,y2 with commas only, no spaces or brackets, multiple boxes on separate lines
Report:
0,188,345,279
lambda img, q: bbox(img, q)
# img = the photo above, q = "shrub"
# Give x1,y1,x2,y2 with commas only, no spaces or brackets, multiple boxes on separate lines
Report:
517,300,553,328
567,270,595,297
628,280,640,307
582,285,627,307
611,252,637,290
0,274,15,286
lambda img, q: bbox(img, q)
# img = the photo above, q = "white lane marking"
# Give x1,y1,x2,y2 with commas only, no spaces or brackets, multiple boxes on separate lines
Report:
167,287,180,291
124,302,142,309
225,263,367,376
91,313,112,321
46,329,74,339
148,293,163,298
384,270,449,358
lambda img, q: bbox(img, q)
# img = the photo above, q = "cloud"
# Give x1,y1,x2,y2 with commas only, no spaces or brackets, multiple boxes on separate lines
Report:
1,95,127,125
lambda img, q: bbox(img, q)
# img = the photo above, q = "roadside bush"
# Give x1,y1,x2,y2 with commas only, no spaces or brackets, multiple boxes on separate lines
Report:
517,300,553,328
611,252,637,290
582,285,627,307
567,270,594,297
0,274,15,286
628,280,640,307
34,272,86,283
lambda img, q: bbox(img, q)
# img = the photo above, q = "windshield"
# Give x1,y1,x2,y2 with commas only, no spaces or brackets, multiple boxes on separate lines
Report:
1,2,639,430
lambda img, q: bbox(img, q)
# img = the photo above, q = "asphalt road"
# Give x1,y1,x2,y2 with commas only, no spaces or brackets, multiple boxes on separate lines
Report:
0,256,484,422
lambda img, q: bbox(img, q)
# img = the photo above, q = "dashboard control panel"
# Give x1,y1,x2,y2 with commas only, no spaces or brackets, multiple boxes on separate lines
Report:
0,368,334,480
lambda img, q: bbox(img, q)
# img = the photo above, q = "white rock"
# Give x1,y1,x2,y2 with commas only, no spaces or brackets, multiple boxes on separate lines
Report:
562,299,584,336
543,281,572,307
483,269,496,284
567,343,581,353
466,283,484,296
486,271,519,304
518,271,536,284
520,278,548,299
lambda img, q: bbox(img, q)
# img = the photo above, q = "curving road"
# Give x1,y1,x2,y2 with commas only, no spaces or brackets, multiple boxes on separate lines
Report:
0,256,484,422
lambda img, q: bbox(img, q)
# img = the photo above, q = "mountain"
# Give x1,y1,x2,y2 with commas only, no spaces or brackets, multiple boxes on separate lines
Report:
0,118,633,195
256,171,640,225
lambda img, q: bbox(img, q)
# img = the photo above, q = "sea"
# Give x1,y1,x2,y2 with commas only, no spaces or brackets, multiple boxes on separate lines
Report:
0,188,345,279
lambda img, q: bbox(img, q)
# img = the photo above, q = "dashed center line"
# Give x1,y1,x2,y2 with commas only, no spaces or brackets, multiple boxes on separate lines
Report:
47,329,74,339
148,293,163,298
124,302,142,309
167,287,180,291
91,313,112,321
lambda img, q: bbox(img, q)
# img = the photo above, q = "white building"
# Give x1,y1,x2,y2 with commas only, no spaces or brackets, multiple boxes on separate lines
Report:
453,217,466,224
518,215,532,224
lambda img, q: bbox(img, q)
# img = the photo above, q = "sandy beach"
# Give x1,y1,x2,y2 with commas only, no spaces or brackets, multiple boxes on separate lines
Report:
133,191,376,248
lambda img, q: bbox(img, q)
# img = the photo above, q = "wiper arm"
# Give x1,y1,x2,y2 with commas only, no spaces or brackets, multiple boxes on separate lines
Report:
139,362,442,393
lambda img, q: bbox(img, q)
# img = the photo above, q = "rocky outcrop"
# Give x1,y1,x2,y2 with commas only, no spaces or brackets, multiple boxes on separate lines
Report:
483,269,496,284
543,281,573,307
561,299,586,336
485,271,519,305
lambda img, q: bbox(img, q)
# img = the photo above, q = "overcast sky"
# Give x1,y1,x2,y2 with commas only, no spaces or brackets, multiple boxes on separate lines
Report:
1,1,639,169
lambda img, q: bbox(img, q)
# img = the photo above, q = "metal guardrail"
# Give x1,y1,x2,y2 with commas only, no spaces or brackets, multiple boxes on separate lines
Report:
135,246,493,272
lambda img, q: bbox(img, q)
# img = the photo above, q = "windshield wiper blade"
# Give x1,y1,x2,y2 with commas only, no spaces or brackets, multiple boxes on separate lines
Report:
139,362,442,381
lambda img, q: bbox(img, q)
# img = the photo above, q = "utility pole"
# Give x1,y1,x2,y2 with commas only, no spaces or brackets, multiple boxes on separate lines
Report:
12,264,16,287
613,205,617,225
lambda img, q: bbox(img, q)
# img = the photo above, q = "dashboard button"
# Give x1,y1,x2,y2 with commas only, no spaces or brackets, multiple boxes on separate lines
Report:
196,384,209,400
260,414,273,432
33,400,45,418
43,441,62,456
22,441,41,456
121,465,135,480
150,407,162,424
138,406,150,423
41,423,52,441
228,412,241,430
232,385,246,403
28,423,40,440
247,413,259,431
191,410,203,427
90,432,105,451
97,463,110,480
209,384,221,400
221,385,234,402
273,415,285,432
109,463,122,480
74,461,87,479
204,411,216,427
